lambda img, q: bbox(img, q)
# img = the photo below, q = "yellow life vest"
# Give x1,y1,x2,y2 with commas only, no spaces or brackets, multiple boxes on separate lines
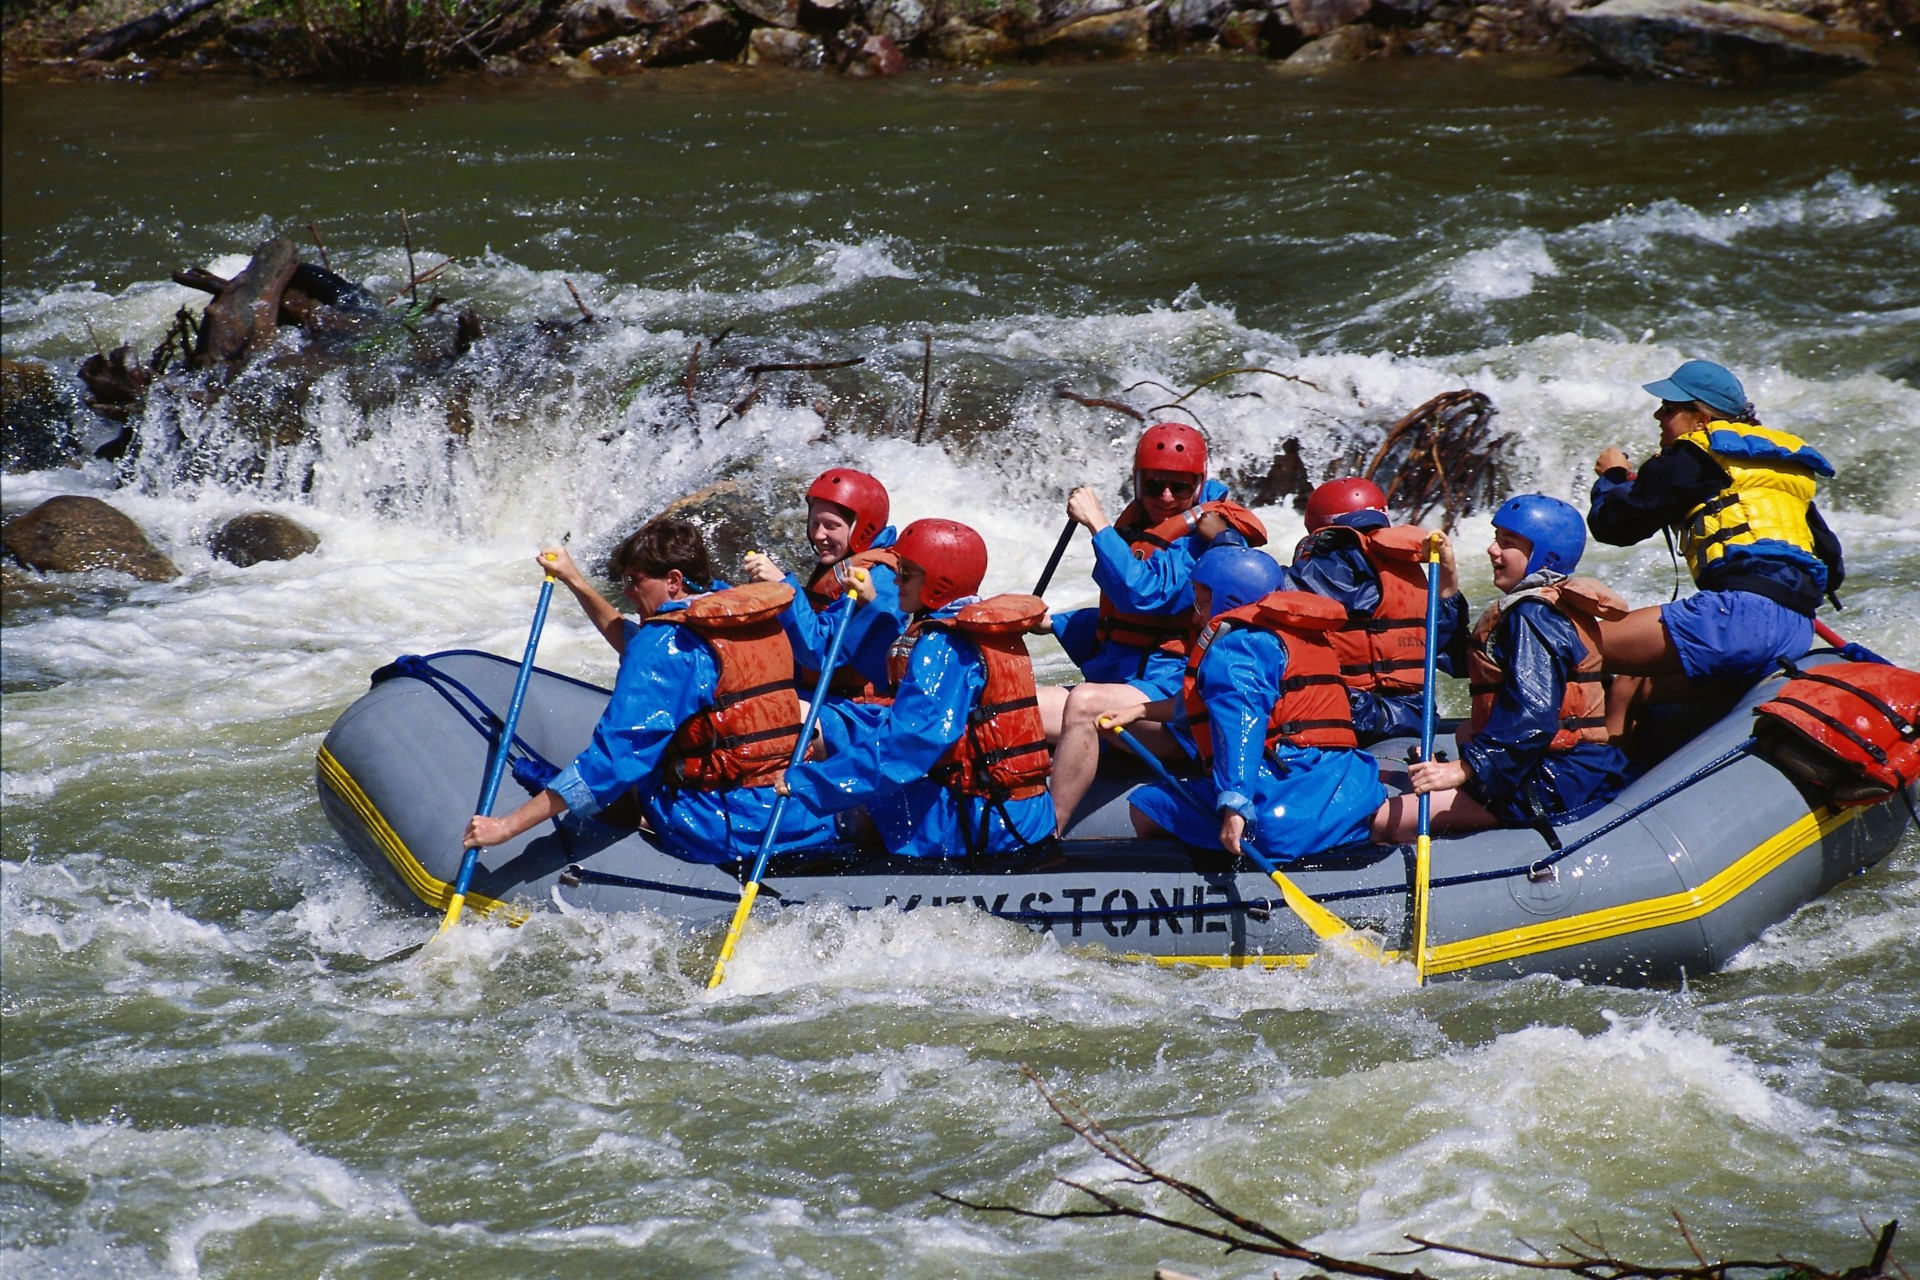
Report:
1677,423,1834,585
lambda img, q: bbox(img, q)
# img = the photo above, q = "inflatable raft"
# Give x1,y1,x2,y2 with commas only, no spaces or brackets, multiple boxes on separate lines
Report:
315,649,1913,984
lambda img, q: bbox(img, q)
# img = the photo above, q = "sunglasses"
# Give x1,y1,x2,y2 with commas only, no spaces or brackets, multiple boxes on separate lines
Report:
1140,476,1198,499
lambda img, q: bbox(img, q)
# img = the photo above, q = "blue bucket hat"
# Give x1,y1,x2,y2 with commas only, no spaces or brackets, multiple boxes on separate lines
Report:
1642,360,1749,417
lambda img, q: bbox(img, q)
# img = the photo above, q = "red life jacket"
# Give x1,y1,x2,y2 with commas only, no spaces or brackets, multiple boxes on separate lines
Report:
648,582,803,789
1316,525,1434,695
1754,660,1920,806
1095,498,1269,656
800,547,900,701
1458,578,1625,752
1182,589,1357,766
888,594,1052,802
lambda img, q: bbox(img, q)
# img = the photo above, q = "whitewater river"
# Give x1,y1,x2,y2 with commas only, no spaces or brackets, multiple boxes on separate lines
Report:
4,61,1918,1278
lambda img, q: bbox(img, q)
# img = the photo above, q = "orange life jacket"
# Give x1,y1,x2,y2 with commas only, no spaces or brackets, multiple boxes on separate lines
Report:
1458,578,1626,752
1095,498,1269,655
800,548,900,701
648,582,803,789
1754,660,1920,806
1317,525,1435,695
888,594,1052,802
1182,589,1357,766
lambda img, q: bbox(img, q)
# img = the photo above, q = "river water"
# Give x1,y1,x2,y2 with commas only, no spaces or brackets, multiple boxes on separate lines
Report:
4,61,1918,1279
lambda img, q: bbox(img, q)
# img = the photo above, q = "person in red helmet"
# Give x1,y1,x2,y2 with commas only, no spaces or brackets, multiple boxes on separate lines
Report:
1284,477,1468,743
778,518,1055,857
743,467,908,704
1036,421,1267,835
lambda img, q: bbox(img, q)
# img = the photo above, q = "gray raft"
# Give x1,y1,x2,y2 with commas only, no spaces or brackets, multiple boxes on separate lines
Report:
316,649,1913,983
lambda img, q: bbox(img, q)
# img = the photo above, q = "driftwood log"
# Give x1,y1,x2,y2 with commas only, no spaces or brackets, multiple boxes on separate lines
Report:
76,0,224,61
194,236,299,367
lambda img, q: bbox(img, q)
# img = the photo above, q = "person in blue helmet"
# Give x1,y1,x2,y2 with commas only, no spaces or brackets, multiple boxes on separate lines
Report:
1372,496,1630,842
777,518,1055,858
463,517,841,866
1036,421,1267,836
1285,477,1470,743
743,467,908,705
1587,360,1844,726
1102,546,1387,860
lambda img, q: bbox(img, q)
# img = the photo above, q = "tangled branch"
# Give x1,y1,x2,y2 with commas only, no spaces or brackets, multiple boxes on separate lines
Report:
940,1069,1904,1280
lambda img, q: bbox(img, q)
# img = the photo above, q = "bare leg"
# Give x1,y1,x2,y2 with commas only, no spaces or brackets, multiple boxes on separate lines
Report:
1052,682,1150,835
1129,806,1170,838
1369,787,1500,843
1035,683,1070,743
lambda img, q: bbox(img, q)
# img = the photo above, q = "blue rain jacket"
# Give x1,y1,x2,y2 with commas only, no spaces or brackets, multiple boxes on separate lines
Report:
781,525,908,696
1051,478,1247,698
1284,529,1471,742
1132,626,1385,861
783,597,1055,858
547,600,839,865
1459,597,1630,825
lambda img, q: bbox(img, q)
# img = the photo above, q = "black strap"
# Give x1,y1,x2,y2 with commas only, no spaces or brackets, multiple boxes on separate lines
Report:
711,677,796,710
1769,696,1891,766
1780,669,1915,740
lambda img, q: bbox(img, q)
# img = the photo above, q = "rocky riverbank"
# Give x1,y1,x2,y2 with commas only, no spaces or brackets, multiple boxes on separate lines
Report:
3,0,1910,86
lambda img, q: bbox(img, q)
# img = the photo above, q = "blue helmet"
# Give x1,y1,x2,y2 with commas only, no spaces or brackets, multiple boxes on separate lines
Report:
1191,546,1286,618
1492,494,1586,578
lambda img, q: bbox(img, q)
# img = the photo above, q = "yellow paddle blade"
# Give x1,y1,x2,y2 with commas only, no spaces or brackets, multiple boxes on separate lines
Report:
1266,869,1383,961
706,881,761,989
437,891,467,934
1413,832,1433,985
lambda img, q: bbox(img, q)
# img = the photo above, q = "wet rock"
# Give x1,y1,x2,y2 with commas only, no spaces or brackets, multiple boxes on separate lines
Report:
1564,0,1878,82
928,17,1023,59
2,495,180,582
661,479,806,575
748,26,827,63
645,2,746,64
585,33,646,69
1167,0,1236,36
1282,20,1378,61
862,0,935,43
561,0,677,45
208,511,321,567
1037,5,1155,55
737,0,806,25
2,358,83,473
1217,7,1273,48
1290,0,1373,38
841,30,908,73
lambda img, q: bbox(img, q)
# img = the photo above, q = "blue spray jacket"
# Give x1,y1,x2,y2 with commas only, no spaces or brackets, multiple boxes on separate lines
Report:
1458,597,1630,825
1051,478,1248,698
547,600,839,865
780,525,908,697
783,598,1055,858
1284,530,1470,742
1132,626,1386,861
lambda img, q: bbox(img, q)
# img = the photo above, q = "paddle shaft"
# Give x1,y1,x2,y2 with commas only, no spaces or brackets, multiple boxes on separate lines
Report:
1031,518,1077,597
708,590,863,988
1412,534,1443,984
1813,618,1845,648
441,571,557,931
1104,724,1368,950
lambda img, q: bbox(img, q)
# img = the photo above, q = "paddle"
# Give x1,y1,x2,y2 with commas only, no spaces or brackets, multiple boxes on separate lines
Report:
439,559,558,933
1100,721,1378,957
1813,617,1891,665
1032,518,1076,597
707,581,865,989
1411,532,1444,985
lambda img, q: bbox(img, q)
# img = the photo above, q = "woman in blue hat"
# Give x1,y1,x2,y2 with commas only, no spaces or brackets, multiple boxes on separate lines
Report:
1586,359,1844,724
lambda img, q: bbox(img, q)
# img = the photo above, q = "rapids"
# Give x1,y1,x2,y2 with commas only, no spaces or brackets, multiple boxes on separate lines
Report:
4,61,1918,1279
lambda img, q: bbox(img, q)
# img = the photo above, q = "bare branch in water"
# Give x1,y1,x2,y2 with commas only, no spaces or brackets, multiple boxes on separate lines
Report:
1055,386,1146,422
743,357,866,375
1139,402,1207,431
308,220,331,273
942,1069,1903,1280
564,279,593,322
914,332,933,446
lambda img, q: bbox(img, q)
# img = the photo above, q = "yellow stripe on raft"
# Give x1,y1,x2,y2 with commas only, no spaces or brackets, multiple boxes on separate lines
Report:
316,746,529,926
1139,805,1858,977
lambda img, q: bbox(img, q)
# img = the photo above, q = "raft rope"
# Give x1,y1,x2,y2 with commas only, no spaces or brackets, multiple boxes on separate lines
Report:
371,652,564,794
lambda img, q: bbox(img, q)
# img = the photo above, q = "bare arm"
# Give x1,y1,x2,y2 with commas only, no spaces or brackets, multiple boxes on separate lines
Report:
542,547,627,654
465,787,567,848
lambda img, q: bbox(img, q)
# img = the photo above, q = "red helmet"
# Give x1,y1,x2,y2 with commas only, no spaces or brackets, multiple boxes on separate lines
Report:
1133,422,1208,477
806,468,890,553
1303,477,1388,532
894,518,987,610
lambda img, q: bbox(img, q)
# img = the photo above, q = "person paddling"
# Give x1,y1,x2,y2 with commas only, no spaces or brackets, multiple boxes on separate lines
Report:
1371,496,1629,843
776,519,1055,857
1036,422,1265,835
463,517,839,865
1284,477,1469,744
1587,359,1845,733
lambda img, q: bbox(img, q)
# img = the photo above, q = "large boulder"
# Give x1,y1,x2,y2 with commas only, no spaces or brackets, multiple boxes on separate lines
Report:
748,25,826,63
661,479,809,576
209,511,321,567
841,29,909,73
1564,0,1878,82
862,0,936,42
2,495,180,582
559,0,677,46
1280,19,1378,60
928,17,1023,58
1290,0,1373,38
1036,5,1156,54
645,2,746,64
1,359,83,473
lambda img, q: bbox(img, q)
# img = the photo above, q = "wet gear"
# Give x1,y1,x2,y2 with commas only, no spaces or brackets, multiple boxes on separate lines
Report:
1461,577,1624,752
1675,423,1835,593
1493,494,1587,578
1316,525,1436,696
1304,477,1388,533
648,582,804,789
1182,590,1356,766
897,594,1052,806
1134,421,1208,476
894,518,988,610
807,468,890,553
1754,659,1920,808
1190,545,1286,618
1094,497,1267,654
